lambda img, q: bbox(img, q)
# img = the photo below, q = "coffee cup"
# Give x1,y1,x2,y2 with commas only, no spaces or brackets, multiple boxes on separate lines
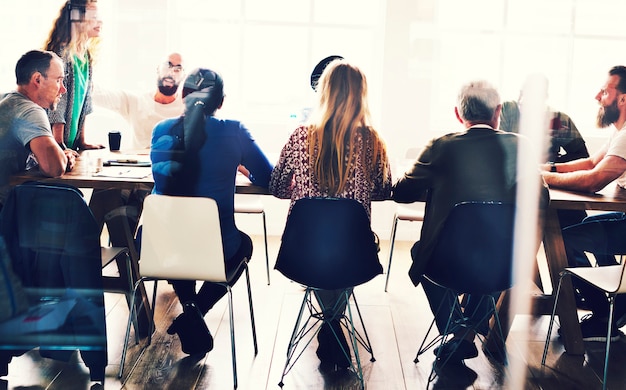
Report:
108,131,121,151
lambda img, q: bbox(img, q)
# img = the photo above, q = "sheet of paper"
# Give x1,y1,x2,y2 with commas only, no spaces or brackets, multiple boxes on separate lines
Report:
0,298,77,335
93,167,152,179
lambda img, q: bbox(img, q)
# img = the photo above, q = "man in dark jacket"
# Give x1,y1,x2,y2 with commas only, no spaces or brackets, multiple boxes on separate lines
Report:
392,79,548,366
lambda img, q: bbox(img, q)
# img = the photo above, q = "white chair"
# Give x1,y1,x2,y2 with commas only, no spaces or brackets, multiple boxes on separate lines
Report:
542,262,626,390
119,194,258,389
385,204,425,292
385,147,423,292
235,194,270,285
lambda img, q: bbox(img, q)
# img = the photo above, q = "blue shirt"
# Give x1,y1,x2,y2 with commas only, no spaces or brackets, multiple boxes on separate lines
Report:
151,116,273,259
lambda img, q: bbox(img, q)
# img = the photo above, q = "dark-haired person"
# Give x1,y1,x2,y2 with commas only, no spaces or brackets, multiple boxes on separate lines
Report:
501,75,591,229
0,50,76,209
149,67,273,356
93,53,185,149
542,65,626,342
500,74,589,164
269,59,392,370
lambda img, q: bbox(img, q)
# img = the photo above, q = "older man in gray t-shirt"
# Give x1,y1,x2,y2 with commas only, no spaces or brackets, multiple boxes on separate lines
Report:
0,50,76,207
0,92,54,201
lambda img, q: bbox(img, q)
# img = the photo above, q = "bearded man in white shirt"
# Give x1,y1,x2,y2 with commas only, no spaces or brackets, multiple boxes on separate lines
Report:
92,52,185,149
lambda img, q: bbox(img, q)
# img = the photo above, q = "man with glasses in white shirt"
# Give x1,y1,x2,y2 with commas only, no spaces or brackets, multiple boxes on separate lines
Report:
92,52,185,149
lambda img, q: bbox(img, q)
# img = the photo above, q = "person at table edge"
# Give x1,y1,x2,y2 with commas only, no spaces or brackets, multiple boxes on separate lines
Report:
541,65,626,342
393,79,548,365
0,50,76,210
149,67,273,356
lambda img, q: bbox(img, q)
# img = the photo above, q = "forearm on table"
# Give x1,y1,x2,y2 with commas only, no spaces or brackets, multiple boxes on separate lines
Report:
544,157,594,173
29,137,68,177
542,170,615,193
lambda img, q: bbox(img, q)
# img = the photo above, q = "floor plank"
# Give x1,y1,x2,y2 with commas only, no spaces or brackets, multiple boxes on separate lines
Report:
3,236,626,389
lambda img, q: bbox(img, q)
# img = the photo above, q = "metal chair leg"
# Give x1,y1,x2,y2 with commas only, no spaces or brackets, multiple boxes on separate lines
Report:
385,215,399,292
279,289,318,387
414,289,453,362
244,266,258,355
542,273,566,367
119,277,153,379
226,287,238,389
343,291,366,389
602,296,615,390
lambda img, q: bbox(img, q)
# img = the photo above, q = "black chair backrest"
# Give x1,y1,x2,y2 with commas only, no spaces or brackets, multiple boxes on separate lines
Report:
275,197,382,290
0,182,103,291
424,201,515,295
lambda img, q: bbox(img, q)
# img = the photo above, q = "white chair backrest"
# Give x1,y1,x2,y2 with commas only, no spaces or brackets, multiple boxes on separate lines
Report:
615,261,626,294
140,194,226,282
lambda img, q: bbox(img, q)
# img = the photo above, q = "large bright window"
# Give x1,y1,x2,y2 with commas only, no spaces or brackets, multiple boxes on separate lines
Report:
1,0,624,157
408,0,624,143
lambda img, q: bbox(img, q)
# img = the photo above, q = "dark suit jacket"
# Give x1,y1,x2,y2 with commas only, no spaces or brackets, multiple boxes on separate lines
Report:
392,126,549,286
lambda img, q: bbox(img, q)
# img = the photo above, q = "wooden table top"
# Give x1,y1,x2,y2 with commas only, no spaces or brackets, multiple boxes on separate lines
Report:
549,184,626,212
10,150,271,195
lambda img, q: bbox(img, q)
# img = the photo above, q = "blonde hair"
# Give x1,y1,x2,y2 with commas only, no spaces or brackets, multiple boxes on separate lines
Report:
308,60,388,195
43,0,100,62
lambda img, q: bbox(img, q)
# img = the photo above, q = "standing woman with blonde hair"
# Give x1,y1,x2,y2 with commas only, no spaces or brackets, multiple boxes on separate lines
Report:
44,0,103,150
270,59,392,370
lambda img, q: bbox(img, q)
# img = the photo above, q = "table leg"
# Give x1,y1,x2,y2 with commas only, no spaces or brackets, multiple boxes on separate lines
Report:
543,208,584,355
93,189,152,339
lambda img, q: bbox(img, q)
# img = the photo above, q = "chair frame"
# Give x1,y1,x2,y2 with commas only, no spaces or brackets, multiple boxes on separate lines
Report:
234,195,270,285
120,266,257,388
118,195,258,389
385,205,424,292
542,263,626,390
386,147,424,292
278,287,375,389
414,276,509,385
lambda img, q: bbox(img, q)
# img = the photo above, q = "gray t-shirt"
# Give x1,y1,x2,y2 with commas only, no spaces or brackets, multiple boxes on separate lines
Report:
0,91,53,203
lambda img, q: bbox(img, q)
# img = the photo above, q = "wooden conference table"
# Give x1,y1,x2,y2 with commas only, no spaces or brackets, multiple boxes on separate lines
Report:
9,150,269,194
539,184,626,355
487,184,626,356
10,151,269,339
15,152,626,354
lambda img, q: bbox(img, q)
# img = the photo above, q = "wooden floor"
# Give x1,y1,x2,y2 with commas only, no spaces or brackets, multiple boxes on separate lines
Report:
2,236,626,390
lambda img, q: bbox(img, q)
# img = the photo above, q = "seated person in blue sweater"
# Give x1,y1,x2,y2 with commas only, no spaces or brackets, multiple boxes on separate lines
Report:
150,67,273,356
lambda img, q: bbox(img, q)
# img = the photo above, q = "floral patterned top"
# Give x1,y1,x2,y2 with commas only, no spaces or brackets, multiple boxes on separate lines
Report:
269,125,392,219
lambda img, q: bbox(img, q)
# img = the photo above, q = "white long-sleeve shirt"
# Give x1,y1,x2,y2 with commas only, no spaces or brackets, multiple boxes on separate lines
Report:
92,87,184,149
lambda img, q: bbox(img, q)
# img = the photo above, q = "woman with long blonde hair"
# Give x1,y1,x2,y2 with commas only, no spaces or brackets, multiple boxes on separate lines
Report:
271,59,391,217
44,0,103,150
270,59,391,369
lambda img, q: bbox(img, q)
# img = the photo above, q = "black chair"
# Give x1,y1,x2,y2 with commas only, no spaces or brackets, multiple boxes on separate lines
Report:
275,197,383,389
0,182,115,382
413,202,516,385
